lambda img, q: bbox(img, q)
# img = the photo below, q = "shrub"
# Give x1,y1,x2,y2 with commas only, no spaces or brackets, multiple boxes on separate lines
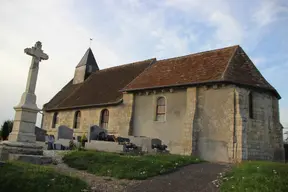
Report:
1,120,13,140
80,134,88,147
69,140,77,150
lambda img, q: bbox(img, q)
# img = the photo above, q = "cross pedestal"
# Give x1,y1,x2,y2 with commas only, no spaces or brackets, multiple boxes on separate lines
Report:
0,41,52,164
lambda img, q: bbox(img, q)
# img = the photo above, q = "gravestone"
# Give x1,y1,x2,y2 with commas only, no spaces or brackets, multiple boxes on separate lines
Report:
85,140,125,152
128,136,162,153
57,125,73,140
35,126,47,142
88,125,107,141
0,41,52,164
54,125,74,149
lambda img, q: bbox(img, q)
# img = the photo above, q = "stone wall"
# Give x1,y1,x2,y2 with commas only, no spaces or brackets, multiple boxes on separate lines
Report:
42,84,284,162
192,85,235,162
43,93,134,138
73,65,86,84
181,87,197,155
236,88,284,161
132,89,187,154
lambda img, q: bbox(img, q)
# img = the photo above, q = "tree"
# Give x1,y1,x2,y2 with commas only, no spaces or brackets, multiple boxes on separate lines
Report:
285,131,288,143
1,120,13,140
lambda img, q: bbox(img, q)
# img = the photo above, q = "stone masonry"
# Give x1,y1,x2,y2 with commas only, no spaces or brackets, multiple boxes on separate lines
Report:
43,84,284,163
236,88,284,161
43,93,134,138
0,41,52,164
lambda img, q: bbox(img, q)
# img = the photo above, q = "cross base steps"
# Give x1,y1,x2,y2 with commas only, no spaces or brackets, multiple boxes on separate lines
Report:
0,141,52,165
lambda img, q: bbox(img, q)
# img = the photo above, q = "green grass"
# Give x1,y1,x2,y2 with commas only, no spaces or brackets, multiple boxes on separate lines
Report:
63,150,201,180
220,161,288,192
0,161,89,192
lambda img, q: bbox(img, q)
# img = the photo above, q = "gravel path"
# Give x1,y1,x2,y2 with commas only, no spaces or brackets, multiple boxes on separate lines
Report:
126,163,231,192
44,150,231,192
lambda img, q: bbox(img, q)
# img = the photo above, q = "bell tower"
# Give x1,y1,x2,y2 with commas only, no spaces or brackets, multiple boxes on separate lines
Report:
73,48,99,84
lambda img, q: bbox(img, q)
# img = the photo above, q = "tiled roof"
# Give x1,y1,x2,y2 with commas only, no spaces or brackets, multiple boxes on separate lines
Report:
44,45,280,111
123,46,238,90
123,45,279,98
43,58,155,111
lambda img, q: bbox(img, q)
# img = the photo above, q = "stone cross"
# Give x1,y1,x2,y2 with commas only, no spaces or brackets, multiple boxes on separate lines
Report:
7,41,49,143
24,41,49,94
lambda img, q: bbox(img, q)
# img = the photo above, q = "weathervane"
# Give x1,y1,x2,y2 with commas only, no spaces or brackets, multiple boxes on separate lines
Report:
89,38,93,47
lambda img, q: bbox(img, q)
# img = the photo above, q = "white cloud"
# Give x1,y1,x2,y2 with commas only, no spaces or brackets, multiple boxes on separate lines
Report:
253,0,288,27
280,107,288,129
0,0,124,126
0,0,287,129
164,0,244,49
250,57,267,67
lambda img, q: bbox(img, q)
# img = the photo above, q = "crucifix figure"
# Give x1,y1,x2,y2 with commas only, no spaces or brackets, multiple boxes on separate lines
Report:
24,41,49,94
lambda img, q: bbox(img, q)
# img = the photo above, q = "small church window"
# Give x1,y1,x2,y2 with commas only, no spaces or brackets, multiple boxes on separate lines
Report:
249,92,253,119
100,109,109,129
52,112,58,128
73,111,81,129
156,97,166,121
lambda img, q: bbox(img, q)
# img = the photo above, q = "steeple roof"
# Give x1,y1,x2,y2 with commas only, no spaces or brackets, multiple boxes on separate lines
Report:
76,48,99,69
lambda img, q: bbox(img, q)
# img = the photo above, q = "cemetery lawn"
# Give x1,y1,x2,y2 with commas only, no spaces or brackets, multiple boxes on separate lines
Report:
220,161,288,192
63,150,202,180
0,161,89,192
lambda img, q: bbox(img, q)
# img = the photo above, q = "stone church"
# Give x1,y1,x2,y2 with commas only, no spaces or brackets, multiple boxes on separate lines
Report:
42,45,284,162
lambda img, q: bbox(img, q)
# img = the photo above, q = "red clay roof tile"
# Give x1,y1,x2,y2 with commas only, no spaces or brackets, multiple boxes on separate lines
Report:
44,58,155,111
44,45,280,111
123,45,239,91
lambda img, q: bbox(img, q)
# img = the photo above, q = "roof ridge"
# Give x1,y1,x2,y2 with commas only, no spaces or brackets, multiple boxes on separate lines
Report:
221,45,240,80
158,45,239,62
95,58,156,73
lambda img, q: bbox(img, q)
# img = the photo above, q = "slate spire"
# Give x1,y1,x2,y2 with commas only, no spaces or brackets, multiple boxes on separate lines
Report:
73,48,99,84
76,48,99,69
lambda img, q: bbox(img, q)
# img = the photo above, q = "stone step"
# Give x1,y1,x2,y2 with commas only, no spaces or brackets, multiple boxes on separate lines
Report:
7,154,52,165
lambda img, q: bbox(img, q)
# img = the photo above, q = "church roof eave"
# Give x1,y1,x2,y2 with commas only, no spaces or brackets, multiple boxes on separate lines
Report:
43,99,123,112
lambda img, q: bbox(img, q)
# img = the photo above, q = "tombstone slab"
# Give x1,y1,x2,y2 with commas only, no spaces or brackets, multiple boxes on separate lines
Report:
85,141,124,153
35,126,47,142
56,125,73,140
128,136,161,153
0,41,52,164
88,125,107,141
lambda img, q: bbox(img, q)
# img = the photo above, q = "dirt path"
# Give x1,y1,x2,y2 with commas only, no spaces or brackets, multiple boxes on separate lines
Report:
45,150,139,192
126,163,231,192
44,151,231,192
50,162,139,192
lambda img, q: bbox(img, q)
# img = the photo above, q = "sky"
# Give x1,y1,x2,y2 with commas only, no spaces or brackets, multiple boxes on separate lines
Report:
0,0,288,135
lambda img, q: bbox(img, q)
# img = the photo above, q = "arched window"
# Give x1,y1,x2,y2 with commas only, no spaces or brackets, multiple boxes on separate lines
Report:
100,109,109,129
156,97,166,121
249,92,253,119
73,111,81,129
52,112,58,128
